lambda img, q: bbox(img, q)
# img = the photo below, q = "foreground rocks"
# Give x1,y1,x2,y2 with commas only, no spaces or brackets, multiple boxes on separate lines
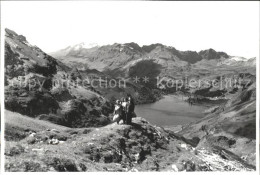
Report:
5,117,255,172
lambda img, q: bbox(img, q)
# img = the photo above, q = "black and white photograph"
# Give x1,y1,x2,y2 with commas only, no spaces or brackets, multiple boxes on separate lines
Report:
1,1,259,172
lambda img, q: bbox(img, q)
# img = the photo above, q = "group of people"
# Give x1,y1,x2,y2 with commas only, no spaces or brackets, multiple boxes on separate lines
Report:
112,95,135,125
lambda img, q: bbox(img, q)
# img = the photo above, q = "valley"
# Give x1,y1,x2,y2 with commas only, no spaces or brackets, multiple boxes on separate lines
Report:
4,28,256,172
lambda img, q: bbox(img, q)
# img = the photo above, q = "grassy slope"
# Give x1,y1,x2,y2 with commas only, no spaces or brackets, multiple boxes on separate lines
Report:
5,110,70,132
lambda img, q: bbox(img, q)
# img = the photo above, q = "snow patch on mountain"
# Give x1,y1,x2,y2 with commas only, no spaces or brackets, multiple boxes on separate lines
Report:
73,42,99,50
230,56,249,62
216,56,255,66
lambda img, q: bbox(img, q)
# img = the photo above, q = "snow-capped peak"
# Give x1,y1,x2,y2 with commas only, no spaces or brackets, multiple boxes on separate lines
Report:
73,42,99,50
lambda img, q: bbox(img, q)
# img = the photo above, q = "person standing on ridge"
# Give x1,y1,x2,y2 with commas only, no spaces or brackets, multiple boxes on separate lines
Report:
125,95,135,125
121,98,127,124
113,100,123,124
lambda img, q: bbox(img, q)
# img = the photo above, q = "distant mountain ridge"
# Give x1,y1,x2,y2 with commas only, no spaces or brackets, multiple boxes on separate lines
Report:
51,42,230,65
49,42,256,81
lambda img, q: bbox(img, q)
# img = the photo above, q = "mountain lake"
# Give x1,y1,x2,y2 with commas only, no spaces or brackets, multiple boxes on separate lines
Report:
135,95,208,127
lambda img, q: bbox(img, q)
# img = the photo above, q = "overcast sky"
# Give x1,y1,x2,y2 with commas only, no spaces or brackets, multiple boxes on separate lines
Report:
1,1,259,58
